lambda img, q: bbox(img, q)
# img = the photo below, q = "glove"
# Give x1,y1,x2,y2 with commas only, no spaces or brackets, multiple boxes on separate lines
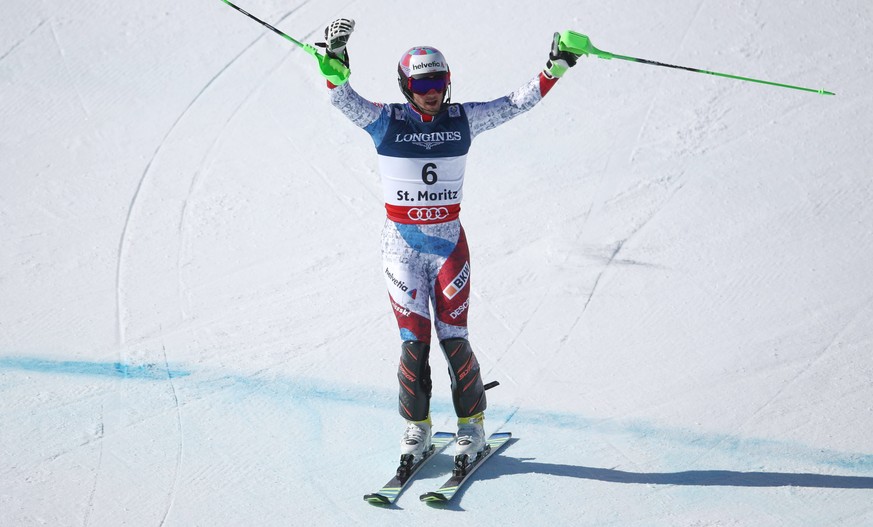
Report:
544,32,582,79
315,18,355,67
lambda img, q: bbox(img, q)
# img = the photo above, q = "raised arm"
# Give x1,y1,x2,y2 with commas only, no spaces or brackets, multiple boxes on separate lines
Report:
465,32,582,139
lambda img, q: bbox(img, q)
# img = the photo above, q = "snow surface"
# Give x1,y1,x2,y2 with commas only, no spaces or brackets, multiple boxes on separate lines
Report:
2,0,872,525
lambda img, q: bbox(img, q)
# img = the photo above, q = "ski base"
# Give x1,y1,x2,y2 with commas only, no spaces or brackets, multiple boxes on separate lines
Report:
363,431,455,506
420,431,512,504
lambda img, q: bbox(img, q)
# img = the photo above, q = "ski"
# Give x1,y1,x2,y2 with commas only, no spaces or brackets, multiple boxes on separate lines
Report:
419,431,512,504
363,431,455,506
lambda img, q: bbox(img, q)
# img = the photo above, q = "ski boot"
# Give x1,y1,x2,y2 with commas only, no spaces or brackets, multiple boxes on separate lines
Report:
454,412,487,475
399,417,433,465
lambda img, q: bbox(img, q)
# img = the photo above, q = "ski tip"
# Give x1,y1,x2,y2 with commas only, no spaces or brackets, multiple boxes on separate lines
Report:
363,493,392,506
420,491,448,503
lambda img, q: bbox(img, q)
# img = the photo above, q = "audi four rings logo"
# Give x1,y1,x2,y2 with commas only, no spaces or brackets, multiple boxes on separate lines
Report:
407,207,449,221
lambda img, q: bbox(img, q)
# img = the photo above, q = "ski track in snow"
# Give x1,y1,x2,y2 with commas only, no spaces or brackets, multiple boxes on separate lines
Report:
123,1,374,518
115,0,311,350
174,51,287,321
81,403,104,527
562,179,686,342
482,170,687,435
481,113,690,428
690,293,873,467
172,0,359,321
157,342,184,527
274,117,380,222
114,0,315,349
530,0,706,356
627,0,707,166
45,17,89,118
110,4,317,524
0,18,47,63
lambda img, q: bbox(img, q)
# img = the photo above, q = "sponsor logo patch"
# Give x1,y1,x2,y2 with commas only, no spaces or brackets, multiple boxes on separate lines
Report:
449,298,469,320
442,261,470,299
391,297,411,318
385,268,409,293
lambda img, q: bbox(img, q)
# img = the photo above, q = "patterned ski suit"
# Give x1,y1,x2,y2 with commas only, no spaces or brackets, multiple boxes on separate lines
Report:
329,71,558,420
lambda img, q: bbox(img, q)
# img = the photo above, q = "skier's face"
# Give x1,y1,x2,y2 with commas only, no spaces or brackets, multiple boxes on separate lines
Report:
412,88,444,115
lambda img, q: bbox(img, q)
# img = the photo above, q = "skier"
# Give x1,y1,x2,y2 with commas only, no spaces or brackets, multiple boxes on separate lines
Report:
316,19,581,465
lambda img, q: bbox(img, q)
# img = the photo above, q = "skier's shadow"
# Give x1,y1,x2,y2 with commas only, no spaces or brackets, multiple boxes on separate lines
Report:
497,458,873,488
460,438,873,504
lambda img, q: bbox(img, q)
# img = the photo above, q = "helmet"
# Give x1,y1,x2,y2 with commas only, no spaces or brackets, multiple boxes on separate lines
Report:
397,46,452,111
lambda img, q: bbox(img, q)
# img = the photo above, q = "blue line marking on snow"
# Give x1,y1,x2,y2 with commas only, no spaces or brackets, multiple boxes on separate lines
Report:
0,357,190,380
213,373,873,473
3,357,871,475
499,406,873,474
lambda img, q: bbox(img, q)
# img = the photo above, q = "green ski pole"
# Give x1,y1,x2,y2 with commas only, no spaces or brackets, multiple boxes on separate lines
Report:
218,0,349,85
559,31,835,96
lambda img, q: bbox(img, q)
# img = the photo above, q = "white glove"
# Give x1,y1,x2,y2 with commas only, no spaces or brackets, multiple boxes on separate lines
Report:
316,18,355,66
545,32,581,78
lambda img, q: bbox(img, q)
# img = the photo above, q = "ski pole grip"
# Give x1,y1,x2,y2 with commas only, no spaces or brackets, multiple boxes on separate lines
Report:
314,52,351,85
559,31,613,59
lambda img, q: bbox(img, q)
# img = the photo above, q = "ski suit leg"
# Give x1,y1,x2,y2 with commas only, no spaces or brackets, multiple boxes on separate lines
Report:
382,220,437,421
432,226,471,341
427,226,485,417
382,219,483,420
381,220,471,342
381,221,435,344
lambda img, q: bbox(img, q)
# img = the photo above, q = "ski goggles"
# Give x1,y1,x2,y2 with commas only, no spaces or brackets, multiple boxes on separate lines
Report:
408,74,450,94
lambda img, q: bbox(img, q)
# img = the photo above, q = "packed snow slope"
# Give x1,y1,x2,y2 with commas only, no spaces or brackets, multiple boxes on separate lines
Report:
2,0,872,525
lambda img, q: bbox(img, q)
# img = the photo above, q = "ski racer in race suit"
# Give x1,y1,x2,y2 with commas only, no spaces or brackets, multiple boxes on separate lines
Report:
316,18,581,460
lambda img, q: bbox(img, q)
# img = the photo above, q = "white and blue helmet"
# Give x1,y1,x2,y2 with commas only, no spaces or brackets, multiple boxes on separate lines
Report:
397,46,452,109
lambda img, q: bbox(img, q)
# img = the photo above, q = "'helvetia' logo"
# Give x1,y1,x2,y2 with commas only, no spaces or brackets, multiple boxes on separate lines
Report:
412,61,444,71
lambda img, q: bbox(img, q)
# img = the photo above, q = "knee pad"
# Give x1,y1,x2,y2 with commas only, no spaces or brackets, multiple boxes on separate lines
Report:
440,338,487,418
397,340,432,421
